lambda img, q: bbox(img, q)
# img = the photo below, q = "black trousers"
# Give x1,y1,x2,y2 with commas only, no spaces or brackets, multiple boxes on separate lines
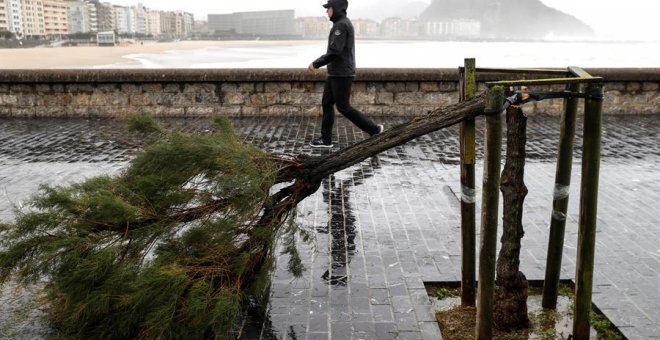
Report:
321,76,379,142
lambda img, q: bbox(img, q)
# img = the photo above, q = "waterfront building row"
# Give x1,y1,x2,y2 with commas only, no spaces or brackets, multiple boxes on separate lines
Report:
0,0,194,39
1,3,480,41
207,10,481,39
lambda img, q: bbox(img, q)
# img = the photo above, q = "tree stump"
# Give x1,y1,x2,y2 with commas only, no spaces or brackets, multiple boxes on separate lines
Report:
494,105,530,330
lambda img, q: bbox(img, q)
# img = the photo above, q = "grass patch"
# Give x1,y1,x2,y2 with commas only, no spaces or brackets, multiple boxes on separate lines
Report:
427,281,626,339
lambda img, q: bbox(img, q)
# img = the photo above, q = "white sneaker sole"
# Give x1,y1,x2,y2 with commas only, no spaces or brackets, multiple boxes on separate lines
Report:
310,143,333,148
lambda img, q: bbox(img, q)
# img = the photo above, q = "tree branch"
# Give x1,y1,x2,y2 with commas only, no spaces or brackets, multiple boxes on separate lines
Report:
278,93,487,183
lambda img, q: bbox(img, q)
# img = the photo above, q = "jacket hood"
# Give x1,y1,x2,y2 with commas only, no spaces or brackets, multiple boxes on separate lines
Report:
322,0,348,13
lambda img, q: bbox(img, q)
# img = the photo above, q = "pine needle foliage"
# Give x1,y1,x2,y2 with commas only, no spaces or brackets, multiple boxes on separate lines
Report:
1,94,492,339
0,116,284,339
0,96,492,339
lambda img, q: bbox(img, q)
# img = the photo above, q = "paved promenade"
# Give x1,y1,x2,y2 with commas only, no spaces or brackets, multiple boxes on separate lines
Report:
1,114,659,339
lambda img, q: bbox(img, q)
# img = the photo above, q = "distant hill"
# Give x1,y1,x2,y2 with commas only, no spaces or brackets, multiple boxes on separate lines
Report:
350,0,429,21
420,0,594,39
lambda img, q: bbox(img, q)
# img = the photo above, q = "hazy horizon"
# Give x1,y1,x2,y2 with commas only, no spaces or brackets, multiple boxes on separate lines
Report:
106,0,659,42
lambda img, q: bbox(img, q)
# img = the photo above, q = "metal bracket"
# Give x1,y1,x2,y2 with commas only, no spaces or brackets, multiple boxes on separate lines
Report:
488,89,603,115
508,90,604,106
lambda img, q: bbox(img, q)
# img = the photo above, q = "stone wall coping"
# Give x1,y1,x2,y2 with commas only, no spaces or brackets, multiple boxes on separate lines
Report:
0,68,658,84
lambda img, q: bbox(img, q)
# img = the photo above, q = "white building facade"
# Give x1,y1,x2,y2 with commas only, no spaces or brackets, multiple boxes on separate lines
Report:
66,0,97,33
5,0,23,37
208,10,294,37
113,5,133,34
43,0,68,35
294,16,330,39
423,19,480,38
145,8,160,36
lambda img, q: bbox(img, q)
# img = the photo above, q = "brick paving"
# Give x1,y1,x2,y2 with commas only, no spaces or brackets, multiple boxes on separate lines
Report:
0,114,659,339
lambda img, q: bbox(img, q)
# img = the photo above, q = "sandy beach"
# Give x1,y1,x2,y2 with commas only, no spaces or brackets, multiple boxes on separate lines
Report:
0,40,321,69
1,39,658,69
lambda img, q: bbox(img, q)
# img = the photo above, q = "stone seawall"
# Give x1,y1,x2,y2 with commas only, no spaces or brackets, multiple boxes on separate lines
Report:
0,68,658,118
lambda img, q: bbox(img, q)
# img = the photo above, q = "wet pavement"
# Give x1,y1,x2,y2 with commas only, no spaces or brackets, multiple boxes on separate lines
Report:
1,114,659,339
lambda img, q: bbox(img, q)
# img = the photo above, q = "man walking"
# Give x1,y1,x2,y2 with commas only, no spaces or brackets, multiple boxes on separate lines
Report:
308,0,383,148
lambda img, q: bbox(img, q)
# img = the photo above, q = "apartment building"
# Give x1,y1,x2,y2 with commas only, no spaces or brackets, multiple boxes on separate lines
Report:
95,2,114,32
145,8,160,36
43,0,68,35
157,10,191,38
133,4,146,34
0,1,8,32
113,5,133,34
5,0,23,36
381,17,420,38
176,11,192,36
423,19,480,38
240,10,293,36
192,19,208,35
0,0,193,39
294,16,330,39
353,18,379,38
159,10,174,36
207,13,235,33
20,0,45,36
208,10,294,37
67,0,97,33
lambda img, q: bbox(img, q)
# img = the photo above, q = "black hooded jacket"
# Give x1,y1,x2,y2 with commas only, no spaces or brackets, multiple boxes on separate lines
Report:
312,0,356,77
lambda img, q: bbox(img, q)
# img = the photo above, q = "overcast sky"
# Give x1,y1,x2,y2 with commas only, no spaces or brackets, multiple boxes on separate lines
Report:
110,0,659,41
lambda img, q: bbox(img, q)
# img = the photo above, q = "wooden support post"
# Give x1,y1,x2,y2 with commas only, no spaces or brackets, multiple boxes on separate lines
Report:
572,82,603,339
476,86,503,340
542,82,580,309
460,58,477,306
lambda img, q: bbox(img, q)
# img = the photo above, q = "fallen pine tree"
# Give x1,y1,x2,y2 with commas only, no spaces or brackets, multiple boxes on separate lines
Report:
0,93,486,339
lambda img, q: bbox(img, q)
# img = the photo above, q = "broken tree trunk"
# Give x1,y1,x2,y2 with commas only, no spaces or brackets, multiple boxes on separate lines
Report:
250,92,488,281
277,92,487,184
493,105,530,330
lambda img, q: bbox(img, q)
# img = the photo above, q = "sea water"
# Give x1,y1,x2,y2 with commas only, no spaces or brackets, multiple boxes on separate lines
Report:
110,40,660,69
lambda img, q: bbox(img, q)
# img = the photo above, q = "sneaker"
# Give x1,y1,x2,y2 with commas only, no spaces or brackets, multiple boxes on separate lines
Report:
371,124,384,136
310,137,333,148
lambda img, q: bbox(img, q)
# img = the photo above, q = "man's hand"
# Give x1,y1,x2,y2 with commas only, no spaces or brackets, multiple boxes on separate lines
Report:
307,63,316,72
